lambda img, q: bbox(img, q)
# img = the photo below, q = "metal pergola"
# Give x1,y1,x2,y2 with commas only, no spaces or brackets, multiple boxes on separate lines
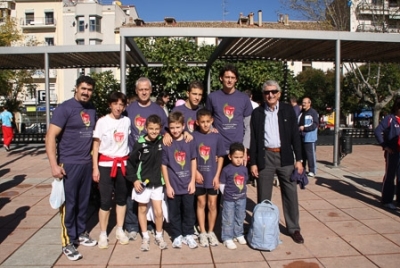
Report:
1,27,400,166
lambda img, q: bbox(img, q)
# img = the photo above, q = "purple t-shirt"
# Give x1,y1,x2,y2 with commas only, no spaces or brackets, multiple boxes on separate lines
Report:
50,98,96,164
125,101,168,146
162,139,197,195
206,89,253,154
193,130,225,188
220,163,248,202
172,105,200,133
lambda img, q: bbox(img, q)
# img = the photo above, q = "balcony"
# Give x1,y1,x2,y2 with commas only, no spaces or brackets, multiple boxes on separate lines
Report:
20,17,57,29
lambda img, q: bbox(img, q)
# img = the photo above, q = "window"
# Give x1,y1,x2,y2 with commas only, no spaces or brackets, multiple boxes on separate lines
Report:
77,16,84,32
89,16,101,32
45,12,54,25
25,12,34,25
389,0,398,7
45,37,54,46
89,39,101,45
76,39,84,45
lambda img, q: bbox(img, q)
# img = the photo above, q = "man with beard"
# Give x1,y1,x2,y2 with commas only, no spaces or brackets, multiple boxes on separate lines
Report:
46,76,98,261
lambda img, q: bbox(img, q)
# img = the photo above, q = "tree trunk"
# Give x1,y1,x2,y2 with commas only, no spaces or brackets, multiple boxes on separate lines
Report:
373,106,382,128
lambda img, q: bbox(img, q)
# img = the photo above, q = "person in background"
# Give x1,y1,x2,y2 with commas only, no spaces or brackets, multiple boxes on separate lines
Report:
298,97,319,177
124,77,168,241
172,81,204,133
219,142,248,250
290,96,301,118
127,114,168,251
374,97,400,210
0,105,13,151
156,91,170,117
162,111,198,249
193,108,224,247
92,91,131,249
250,80,304,245
244,89,259,109
45,76,98,261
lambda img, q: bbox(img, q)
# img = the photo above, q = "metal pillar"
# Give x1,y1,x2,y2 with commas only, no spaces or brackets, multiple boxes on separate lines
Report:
45,52,50,129
120,36,126,94
333,39,341,167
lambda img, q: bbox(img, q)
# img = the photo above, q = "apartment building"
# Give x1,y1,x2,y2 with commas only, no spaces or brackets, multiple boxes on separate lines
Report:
1,0,137,105
350,0,400,33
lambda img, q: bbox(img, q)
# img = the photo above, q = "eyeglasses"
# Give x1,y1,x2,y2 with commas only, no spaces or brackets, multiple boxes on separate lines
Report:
263,90,279,95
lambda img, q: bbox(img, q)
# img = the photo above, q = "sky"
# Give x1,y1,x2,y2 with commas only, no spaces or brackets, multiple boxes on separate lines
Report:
123,0,297,23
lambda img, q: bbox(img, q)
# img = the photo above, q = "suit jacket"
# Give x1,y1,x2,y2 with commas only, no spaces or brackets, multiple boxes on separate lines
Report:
250,102,302,169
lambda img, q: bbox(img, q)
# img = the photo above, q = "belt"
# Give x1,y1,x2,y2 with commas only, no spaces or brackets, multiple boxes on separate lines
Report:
265,147,280,152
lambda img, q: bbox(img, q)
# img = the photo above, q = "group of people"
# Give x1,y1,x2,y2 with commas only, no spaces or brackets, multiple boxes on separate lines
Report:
45,64,306,262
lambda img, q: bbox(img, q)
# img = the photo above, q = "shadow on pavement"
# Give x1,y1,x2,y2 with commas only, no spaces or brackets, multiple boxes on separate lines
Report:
0,206,30,244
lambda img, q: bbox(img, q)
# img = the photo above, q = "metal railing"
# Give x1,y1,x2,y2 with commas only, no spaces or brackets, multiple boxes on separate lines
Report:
20,17,57,26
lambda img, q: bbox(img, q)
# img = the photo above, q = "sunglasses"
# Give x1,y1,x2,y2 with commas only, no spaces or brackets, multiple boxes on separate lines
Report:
263,90,279,95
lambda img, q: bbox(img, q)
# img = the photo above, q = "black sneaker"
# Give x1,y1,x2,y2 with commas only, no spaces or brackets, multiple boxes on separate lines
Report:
78,232,97,247
62,243,82,261
4,145,10,151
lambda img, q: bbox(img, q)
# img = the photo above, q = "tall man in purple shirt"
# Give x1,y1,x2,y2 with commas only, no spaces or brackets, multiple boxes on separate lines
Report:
46,76,98,261
124,77,168,240
206,64,253,164
249,80,304,244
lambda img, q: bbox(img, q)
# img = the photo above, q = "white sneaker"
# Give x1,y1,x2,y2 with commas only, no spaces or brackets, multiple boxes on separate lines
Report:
62,243,82,261
183,235,198,249
307,172,315,177
207,232,219,246
223,239,237,250
98,235,108,249
116,229,129,245
78,232,97,247
234,236,247,245
155,236,168,250
172,235,182,249
140,238,150,251
127,231,138,241
198,233,209,247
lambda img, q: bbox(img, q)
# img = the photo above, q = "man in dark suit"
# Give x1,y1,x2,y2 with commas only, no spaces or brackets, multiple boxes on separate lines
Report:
249,80,304,244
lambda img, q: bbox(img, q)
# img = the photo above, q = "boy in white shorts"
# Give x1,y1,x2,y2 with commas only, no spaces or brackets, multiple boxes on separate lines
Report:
126,115,167,251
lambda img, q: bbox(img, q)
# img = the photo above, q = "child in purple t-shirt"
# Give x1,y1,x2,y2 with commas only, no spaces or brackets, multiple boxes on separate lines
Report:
161,111,198,249
219,142,248,250
193,108,224,247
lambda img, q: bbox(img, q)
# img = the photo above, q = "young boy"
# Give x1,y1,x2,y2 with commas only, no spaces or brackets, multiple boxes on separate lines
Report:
219,142,248,250
126,115,168,251
161,111,198,249
193,108,225,247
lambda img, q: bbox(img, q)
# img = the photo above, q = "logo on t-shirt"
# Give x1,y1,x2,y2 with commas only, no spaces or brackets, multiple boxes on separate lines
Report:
199,143,210,164
80,111,90,128
234,173,245,192
174,150,186,170
187,117,195,133
134,115,146,134
223,104,235,122
113,130,124,146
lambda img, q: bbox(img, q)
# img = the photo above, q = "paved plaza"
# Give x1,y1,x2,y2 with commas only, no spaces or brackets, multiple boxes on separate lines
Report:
0,144,400,267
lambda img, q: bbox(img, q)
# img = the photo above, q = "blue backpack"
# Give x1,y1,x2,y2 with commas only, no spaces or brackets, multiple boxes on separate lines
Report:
247,199,280,251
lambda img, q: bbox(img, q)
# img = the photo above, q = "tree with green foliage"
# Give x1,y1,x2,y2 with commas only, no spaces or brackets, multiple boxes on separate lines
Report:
89,71,121,117
343,63,400,127
127,37,301,107
0,18,38,112
296,68,336,116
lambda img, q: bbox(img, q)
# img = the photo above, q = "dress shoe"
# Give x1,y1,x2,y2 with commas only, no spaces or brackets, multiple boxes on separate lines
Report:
291,231,304,244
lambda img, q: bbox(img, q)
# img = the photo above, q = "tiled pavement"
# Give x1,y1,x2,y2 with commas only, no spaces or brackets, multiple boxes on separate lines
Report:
1,144,400,267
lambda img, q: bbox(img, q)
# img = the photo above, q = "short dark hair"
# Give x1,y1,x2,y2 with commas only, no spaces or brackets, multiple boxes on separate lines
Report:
188,81,204,92
244,89,253,98
146,114,162,127
196,108,212,120
76,75,95,89
168,111,184,125
229,142,245,155
219,64,239,81
107,91,127,106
